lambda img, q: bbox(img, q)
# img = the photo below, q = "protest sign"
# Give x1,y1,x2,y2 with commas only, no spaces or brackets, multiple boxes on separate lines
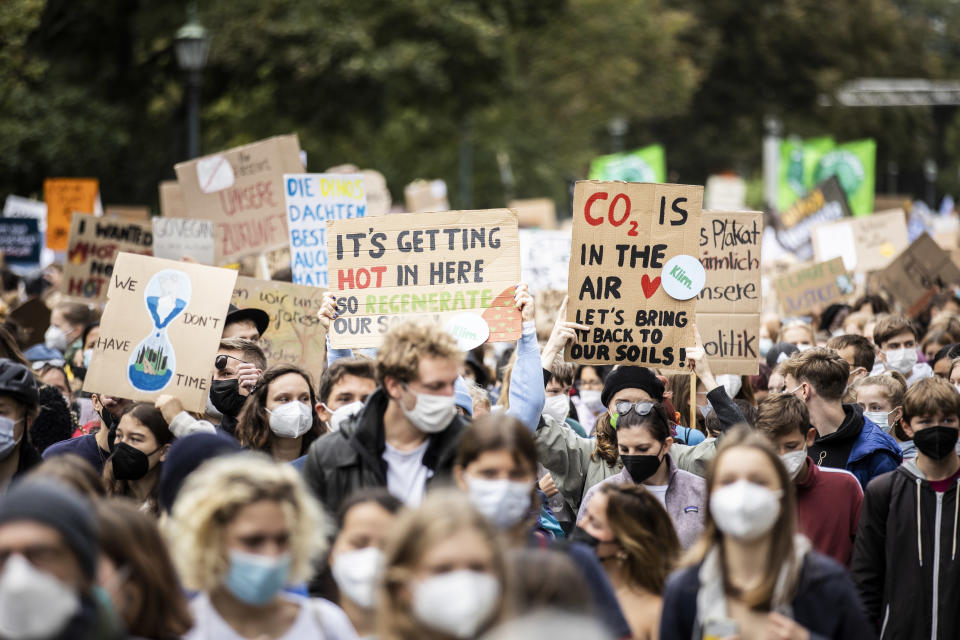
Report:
232,277,327,371
811,209,908,273
566,181,702,366
44,178,99,251
283,173,367,288
519,229,571,293
878,234,960,316
509,198,558,229
589,145,666,183
812,139,876,216
327,209,521,349
404,179,449,213
0,219,42,267
62,213,153,304
773,257,852,316
534,289,567,341
151,217,215,264
696,210,763,375
9,299,49,350
775,176,850,260
174,134,304,264
159,181,187,218
778,137,835,211
3,195,47,231
106,206,151,221
704,175,747,211
83,253,237,412
326,165,392,217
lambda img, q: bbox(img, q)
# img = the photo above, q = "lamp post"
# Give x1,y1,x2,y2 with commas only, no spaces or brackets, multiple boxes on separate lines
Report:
174,7,210,160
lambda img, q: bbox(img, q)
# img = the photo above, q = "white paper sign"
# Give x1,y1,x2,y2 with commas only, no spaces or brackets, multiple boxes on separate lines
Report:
151,218,215,264
3,195,48,232
519,229,571,292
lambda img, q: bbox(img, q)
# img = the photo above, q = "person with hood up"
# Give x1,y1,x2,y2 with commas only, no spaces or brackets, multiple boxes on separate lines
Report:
852,376,960,639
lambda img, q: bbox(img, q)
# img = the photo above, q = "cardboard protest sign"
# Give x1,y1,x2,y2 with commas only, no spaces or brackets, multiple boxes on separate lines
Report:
151,218,215,264
775,176,850,260
232,277,327,370
62,213,153,304
174,135,304,264
9,298,49,350
159,181,187,218
812,209,908,273
283,173,367,287
44,178,99,251
325,165,392,217
696,211,763,375
589,145,666,183
878,234,960,316
773,257,852,316
0,219,42,267
534,289,567,341
404,180,449,213
106,206,151,221
83,253,237,412
519,229,571,293
327,209,521,349
3,195,47,231
566,181,703,366
509,198,557,229
704,175,747,211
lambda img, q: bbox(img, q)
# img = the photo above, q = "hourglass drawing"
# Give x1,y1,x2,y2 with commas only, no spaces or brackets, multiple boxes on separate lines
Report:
127,269,191,392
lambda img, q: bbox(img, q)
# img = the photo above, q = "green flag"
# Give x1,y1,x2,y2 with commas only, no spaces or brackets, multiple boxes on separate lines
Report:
777,137,834,212
589,145,666,182
812,139,876,216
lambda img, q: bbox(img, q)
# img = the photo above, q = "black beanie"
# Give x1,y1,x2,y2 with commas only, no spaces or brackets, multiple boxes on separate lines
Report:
158,432,242,514
601,366,665,407
0,479,96,579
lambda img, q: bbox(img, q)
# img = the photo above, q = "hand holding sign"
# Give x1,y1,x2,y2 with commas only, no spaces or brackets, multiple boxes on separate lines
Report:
541,296,589,369
514,283,535,322
684,325,717,391
317,291,337,331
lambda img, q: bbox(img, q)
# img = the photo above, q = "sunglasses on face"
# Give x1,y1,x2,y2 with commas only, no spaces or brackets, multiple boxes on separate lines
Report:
214,354,249,371
614,400,656,417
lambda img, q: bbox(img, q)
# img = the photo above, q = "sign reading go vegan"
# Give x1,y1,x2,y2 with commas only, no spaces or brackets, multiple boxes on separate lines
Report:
566,181,703,366
327,210,522,349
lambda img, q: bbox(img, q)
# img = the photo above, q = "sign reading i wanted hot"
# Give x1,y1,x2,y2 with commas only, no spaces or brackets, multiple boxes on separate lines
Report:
566,181,703,366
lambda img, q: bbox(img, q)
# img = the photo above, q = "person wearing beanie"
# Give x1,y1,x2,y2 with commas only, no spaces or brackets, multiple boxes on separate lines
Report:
454,377,474,417
0,479,123,639
0,358,42,491
157,432,242,514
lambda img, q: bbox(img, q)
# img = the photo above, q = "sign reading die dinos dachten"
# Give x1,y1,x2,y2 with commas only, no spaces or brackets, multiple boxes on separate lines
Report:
327,210,521,349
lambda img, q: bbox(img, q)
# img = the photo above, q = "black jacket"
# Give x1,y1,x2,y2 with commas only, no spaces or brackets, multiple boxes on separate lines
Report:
302,387,469,515
851,460,960,639
660,550,874,640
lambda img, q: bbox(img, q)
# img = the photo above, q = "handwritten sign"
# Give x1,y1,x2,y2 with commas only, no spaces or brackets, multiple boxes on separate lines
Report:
0,219,42,267
775,176,850,260
519,229,571,293
152,218,215,264
811,209,908,273
327,210,521,349
773,257,852,316
62,213,154,304
231,277,327,370
159,181,187,218
283,173,367,287
105,206,151,221
3,195,47,231
404,179,449,213
44,178,99,251
83,253,237,412
879,234,960,316
509,198,557,229
174,135,304,264
566,181,702,366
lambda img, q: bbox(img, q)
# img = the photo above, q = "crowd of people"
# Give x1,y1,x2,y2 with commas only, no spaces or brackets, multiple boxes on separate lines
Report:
0,264,958,640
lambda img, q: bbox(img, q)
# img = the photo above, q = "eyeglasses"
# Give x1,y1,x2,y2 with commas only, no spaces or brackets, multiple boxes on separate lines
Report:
214,354,248,371
614,400,656,417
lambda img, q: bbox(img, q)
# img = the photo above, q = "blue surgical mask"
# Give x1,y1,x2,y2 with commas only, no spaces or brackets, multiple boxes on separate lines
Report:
0,416,23,461
224,550,290,605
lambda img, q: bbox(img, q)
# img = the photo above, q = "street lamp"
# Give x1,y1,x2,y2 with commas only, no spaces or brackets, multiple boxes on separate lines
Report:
174,6,210,159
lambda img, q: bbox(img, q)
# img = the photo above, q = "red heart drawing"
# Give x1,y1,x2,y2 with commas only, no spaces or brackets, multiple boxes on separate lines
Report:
641,275,661,298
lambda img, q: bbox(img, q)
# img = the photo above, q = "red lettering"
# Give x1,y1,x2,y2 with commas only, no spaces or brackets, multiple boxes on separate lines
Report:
219,213,289,260
609,193,630,226
337,269,354,289
371,266,386,287
584,192,607,226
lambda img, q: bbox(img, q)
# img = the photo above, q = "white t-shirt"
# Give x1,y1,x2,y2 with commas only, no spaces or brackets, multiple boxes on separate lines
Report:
644,483,669,507
383,440,433,506
186,592,358,640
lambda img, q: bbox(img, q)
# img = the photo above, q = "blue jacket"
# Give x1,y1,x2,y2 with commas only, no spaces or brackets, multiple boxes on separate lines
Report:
846,410,902,490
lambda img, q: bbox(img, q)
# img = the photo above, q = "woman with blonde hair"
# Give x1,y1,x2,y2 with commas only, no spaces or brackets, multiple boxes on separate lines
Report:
659,427,872,640
377,490,509,640
166,454,356,639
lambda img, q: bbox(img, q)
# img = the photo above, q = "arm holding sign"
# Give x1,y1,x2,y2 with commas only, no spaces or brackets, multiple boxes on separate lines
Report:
540,296,589,373
155,394,217,437
504,284,546,430
318,292,377,365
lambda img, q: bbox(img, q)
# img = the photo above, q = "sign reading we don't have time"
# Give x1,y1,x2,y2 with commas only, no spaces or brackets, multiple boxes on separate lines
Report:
566,181,703,366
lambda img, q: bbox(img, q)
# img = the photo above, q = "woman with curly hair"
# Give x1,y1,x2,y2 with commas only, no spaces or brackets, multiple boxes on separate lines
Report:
166,453,356,639
234,364,326,464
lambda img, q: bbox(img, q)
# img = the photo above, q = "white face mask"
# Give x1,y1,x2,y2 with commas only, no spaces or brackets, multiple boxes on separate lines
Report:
715,374,742,399
759,337,774,357
400,387,456,434
542,394,570,424
780,448,807,479
864,408,896,433
412,570,500,638
466,476,532,529
710,480,782,541
0,554,80,640
796,343,813,352
579,389,605,413
326,400,364,432
44,325,68,353
885,348,918,375
331,547,383,609
267,401,313,438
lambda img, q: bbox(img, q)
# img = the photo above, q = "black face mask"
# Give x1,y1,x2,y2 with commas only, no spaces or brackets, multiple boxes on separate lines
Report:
620,451,664,484
109,442,159,481
209,379,247,417
570,526,602,548
913,426,960,461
